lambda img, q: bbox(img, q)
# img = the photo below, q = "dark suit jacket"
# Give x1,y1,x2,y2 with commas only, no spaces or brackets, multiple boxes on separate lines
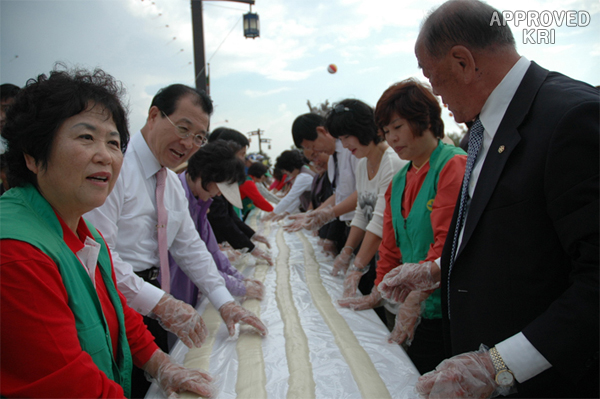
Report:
440,62,599,397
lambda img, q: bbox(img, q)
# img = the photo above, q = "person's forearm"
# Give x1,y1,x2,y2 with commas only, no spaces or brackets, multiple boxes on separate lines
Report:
343,226,365,254
333,190,357,217
355,231,381,267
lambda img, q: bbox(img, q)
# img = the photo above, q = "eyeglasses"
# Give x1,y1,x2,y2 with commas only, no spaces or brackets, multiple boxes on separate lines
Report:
162,111,208,147
334,104,351,113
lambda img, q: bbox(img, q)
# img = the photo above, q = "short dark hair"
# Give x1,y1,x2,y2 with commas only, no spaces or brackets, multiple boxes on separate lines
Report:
208,127,249,147
3,66,129,188
291,113,325,148
150,84,213,119
325,99,380,145
275,150,307,173
1,84,21,101
374,78,445,139
420,0,515,59
247,162,268,178
186,140,245,190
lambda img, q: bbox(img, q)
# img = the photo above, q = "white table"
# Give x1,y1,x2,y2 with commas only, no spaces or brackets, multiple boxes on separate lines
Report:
146,213,419,398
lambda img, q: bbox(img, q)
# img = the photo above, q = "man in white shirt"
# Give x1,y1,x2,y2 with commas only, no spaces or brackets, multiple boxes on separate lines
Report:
378,1,598,397
287,113,359,255
86,84,267,397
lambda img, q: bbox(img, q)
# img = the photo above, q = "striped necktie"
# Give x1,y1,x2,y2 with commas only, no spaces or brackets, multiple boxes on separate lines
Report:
447,118,484,318
156,167,170,294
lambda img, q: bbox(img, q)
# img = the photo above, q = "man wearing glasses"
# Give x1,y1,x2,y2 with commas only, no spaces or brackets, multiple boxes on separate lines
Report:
86,84,267,398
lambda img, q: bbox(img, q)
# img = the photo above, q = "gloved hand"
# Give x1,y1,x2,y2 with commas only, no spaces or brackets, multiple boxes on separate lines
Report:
144,350,216,398
251,246,273,266
416,345,512,398
332,246,354,276
321,239,338,258
220,243,246,264
283,212,307,232
341,257,369,298
388,290,424,345
219,301,268,336
251,233,271,249
378,261,440,304
243,278,265,300
272,212,289,222
150,294,207,348
302,205,336,230
338,285,381,310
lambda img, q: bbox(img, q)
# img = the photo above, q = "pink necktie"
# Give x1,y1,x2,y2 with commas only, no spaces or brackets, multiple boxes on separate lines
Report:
155,167,170,294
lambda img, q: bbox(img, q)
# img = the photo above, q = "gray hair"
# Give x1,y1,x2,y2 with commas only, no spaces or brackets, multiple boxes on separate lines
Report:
419,0,515,59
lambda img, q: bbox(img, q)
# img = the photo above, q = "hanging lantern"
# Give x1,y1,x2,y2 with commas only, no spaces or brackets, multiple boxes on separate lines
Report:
243,7,259,39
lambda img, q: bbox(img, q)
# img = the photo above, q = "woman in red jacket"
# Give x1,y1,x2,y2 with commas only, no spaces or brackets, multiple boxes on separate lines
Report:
240,161,274,220
0,67,214,398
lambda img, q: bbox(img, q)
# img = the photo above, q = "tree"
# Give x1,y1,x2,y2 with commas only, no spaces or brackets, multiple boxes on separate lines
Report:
306,99,331,117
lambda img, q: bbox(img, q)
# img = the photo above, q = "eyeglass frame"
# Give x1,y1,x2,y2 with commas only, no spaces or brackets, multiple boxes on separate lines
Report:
161,111,208,147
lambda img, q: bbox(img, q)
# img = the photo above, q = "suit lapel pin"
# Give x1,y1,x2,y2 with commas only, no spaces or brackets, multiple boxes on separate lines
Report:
498,145,505,153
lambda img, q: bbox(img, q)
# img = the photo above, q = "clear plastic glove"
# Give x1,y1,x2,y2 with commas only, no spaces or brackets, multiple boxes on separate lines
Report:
243,278,265,300
272,212,289,222
219,301,268,337
388,291,424,345
150,294,207,348
220,243,246,264
251,233,271,249
251,246,273,266
302,205,336,230
341,257,369,298
338,285,382,310
332,246,354,276
321,238,338,258
416,344,512,398
283,212,307,232
144,350,216,398
378,261,440,304
260,212,277,222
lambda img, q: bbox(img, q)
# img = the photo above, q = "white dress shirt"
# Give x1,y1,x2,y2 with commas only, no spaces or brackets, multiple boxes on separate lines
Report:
327,140,358,222
85,132,233,315
273,167,314,215
457,56,552,382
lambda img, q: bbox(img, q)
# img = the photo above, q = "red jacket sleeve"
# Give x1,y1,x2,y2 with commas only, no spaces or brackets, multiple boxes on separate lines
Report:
0,240,127,398
424,155,466,262
240,180,274,212
375,182,402,286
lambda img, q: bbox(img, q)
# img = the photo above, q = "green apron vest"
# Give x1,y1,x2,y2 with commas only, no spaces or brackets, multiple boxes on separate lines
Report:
390,141,466,319
0,185,133,397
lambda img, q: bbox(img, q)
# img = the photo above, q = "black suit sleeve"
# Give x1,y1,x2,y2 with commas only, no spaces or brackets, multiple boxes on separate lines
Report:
523,100,599,383
207,196,256,251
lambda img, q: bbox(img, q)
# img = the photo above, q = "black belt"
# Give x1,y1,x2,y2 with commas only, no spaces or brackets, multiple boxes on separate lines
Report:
135,267,159,281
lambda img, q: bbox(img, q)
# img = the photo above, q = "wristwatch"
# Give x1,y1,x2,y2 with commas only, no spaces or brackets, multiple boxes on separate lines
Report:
489,347,515,387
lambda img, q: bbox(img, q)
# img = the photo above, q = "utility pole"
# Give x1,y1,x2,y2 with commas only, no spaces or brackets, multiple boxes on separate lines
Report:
190,0,256,93
247,129,271,154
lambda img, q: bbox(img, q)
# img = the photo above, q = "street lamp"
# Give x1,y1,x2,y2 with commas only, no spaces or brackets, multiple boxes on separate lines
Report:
243,6,259,39
191,0,258,92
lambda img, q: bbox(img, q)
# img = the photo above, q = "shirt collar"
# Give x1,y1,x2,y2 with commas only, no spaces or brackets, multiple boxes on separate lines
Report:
131,130,162,180
56,211,94,253
480,56,530,137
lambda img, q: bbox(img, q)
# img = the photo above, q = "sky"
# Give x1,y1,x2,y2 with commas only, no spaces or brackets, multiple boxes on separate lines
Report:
1,0,598,162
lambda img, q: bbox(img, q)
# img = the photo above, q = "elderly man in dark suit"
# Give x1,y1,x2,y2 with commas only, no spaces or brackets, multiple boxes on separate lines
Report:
378,0,599,397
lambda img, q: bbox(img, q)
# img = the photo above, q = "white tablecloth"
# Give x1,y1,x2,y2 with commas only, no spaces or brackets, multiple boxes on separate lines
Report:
146,212,419,398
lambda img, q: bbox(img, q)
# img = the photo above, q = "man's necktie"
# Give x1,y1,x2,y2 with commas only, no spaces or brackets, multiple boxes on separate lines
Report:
156,167,170,294
447,117,484,318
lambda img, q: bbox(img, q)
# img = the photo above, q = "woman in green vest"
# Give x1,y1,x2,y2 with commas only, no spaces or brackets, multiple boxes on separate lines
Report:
339,78,467,374
0,67,215,398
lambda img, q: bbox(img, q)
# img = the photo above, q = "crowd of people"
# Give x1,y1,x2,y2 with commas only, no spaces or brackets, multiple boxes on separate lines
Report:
0,0,597,398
